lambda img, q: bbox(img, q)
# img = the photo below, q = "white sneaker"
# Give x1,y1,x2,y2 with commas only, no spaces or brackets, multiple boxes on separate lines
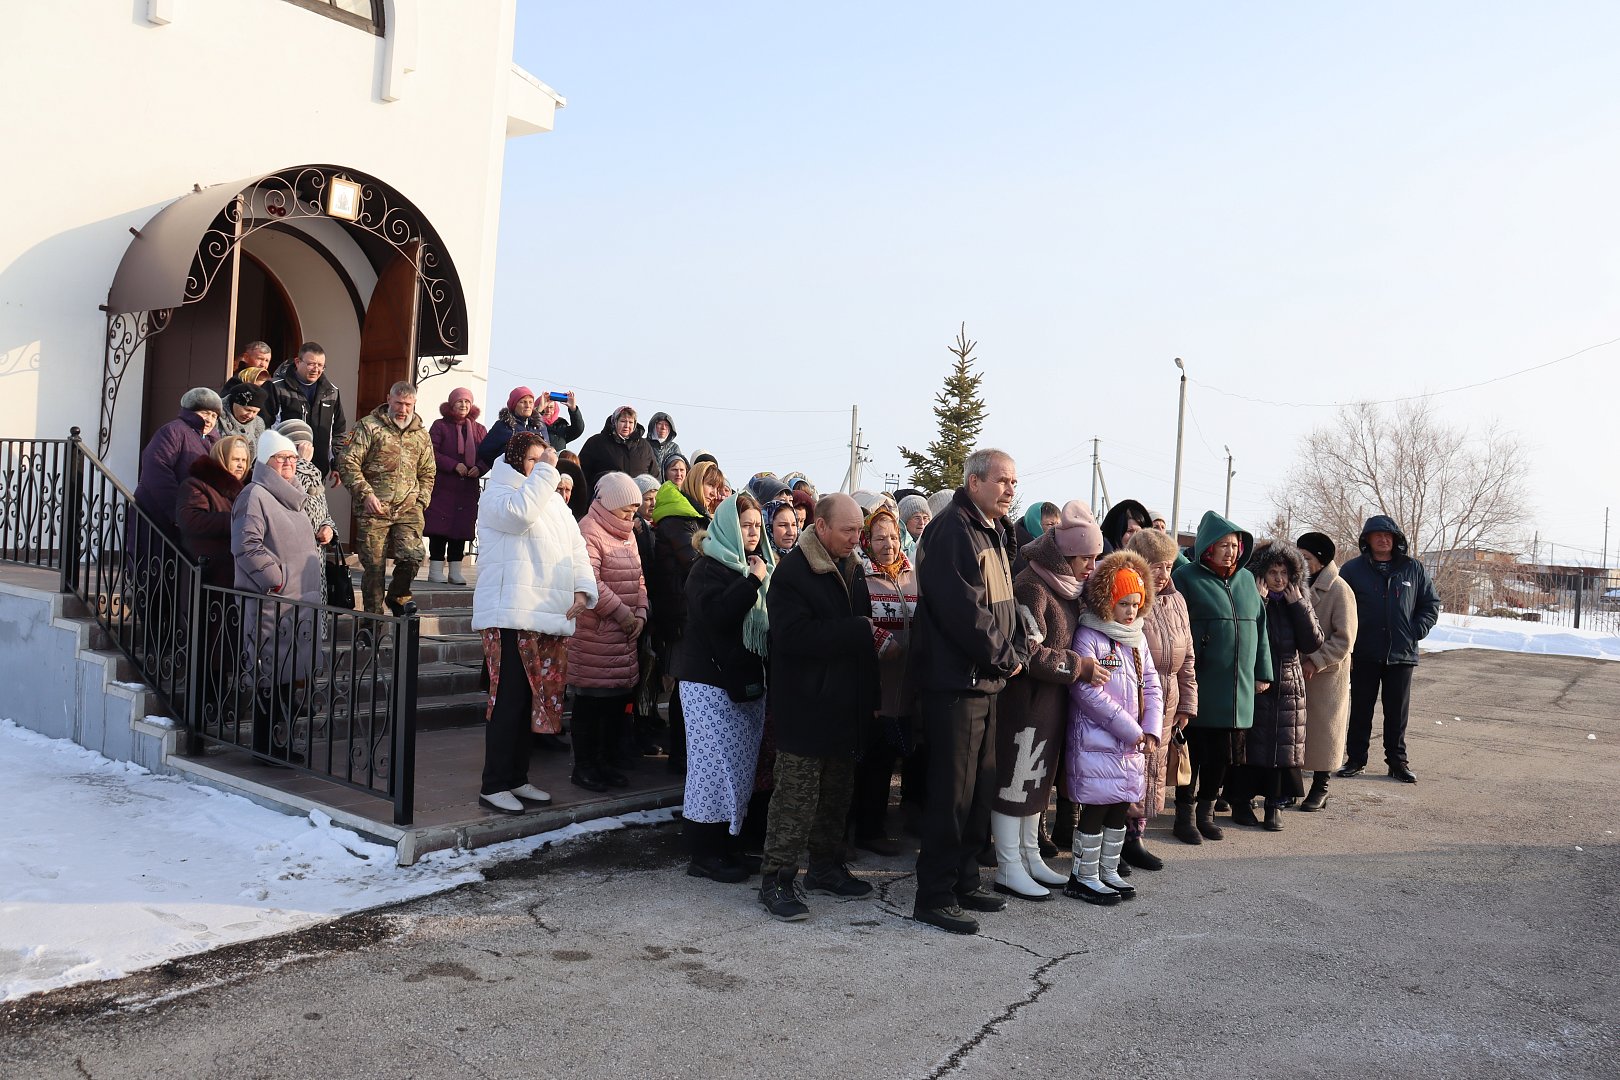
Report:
510,783,551,804
478,790,524,814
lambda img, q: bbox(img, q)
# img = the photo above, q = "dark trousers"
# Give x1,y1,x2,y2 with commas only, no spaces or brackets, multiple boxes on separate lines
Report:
427,536,467,562
1346,659,1415,768
1184,727,1231,802
481,628,532,795
850,720,899,840
571,691,631,773
913,690,997,912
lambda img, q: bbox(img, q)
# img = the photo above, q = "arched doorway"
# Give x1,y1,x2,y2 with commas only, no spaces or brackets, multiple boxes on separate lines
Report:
103,165,469,460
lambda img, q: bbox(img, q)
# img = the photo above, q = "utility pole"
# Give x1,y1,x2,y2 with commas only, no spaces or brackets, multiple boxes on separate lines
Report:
1090,438,1100,514
1171,358,1187,541
1224,445,1234,519
1604,508,1610,571
840,405,859,493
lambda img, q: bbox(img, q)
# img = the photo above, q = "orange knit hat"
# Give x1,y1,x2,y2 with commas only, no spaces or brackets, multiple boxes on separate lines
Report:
1111,567,1145,607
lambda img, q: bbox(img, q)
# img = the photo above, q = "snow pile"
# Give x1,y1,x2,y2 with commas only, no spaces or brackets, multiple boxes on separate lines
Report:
0,720,676,1001
1421,612,1620,662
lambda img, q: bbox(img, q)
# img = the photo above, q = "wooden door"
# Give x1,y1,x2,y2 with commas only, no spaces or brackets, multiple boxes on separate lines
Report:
356,241,420,420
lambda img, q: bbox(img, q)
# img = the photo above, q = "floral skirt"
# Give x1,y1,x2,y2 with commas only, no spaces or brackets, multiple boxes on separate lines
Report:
481,628,568,734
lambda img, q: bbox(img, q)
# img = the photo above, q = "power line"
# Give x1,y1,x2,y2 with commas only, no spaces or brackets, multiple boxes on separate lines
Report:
485,364,848,415
1188,334,1620,409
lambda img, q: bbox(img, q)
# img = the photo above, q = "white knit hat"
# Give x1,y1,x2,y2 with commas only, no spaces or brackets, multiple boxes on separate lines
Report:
256,429,297,465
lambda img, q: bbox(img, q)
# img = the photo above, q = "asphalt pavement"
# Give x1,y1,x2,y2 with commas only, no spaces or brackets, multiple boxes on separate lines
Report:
3,648,1617,1079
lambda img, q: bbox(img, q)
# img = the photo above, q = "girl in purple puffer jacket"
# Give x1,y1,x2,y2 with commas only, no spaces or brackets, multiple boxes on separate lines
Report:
1063,550,1163,906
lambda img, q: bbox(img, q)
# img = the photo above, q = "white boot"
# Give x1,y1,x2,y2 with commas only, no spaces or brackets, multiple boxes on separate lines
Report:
1020,813,1068,886
446,561,467,585
1064,832,1119,905
1099,826,1136,900
991,811,1050,900
427,560,446,583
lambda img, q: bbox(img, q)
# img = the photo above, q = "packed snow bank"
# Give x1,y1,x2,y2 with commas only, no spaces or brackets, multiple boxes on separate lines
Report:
0,720,676,1001
1421,612,1620,662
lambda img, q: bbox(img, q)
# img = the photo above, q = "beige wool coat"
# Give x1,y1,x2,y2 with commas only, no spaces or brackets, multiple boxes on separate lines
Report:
1302,559,1359,772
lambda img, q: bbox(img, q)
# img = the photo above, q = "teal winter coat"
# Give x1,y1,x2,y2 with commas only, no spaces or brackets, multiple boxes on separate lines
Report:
1171,511,1273,730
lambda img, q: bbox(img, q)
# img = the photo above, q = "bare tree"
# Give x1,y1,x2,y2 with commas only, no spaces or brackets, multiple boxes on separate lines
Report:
1273,401,1529,594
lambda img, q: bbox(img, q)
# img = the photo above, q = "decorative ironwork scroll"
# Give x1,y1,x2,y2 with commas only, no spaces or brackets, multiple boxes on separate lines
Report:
99,309,173,457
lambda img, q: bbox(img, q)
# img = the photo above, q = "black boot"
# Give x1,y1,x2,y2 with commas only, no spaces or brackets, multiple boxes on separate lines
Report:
1229,797,1262,828
1299,771,1329,812
1262,803,1284,831
686,821,748,883
1050,796,1080,852
1195,799,1224,841
1121,835,1164,871
570,710,610,793
1172,787,1201,845
760,868,810,921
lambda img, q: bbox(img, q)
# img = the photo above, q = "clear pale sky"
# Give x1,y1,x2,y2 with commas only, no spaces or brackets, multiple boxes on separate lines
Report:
491,2,1620,561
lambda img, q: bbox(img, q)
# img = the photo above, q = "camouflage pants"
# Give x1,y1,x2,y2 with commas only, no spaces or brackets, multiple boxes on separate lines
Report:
353,513,424,614
762,751,856,876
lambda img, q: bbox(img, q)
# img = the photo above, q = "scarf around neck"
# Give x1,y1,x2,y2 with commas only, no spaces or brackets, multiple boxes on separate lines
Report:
1031,559,1083,601
700,494,771,657
1081,608,1146,650
588,498,634,540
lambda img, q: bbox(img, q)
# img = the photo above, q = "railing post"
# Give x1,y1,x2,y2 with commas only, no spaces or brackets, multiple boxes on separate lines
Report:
1574,574,1583,629
58,428,83,595
182,559,208,756
391,602,420,826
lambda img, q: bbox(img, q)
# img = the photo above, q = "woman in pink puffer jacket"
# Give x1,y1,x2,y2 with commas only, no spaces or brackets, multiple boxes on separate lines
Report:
566,472,650,791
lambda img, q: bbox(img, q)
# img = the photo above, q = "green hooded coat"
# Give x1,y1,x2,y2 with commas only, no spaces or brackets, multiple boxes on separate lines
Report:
1171,510,1273,730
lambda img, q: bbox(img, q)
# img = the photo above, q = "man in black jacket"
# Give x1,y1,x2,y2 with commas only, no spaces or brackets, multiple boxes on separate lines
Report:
759,493,881,921
263,342,347,481
1337,515,1441,783
910,448,1026,935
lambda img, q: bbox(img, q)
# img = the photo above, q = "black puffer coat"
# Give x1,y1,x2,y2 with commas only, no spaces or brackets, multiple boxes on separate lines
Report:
1245,541,1325,770
767,529,879,759
671,554,766,702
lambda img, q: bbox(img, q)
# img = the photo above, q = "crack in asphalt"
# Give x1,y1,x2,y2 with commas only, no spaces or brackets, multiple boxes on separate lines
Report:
922,948,1085,1080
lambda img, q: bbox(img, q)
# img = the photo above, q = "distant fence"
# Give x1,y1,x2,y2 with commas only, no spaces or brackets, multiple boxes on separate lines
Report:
1449,566,1620,634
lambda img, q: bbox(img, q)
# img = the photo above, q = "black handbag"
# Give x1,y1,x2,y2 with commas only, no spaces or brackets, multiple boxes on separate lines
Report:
324,542,356,609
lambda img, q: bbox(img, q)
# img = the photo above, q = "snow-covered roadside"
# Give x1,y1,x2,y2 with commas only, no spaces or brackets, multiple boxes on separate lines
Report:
1421,612,1620,661
0,720,675,1001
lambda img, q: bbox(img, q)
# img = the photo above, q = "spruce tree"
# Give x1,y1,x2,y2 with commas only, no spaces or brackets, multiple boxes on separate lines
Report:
899,323,988,492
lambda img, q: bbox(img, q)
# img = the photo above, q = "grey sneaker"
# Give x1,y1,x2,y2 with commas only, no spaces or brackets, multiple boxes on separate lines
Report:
804,861,874,898
759,870,810,922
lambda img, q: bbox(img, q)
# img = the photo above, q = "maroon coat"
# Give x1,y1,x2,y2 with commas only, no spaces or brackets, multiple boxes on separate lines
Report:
176,455,245,587
424,404,488,541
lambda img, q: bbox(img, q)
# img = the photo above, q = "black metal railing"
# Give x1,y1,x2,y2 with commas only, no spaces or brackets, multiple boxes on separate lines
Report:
1,428,419,825
0,436,71,567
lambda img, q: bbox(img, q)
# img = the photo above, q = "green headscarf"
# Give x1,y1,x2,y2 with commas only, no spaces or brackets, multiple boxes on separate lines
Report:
651,481,702,525
1025,500,1059,541
701,494,771,657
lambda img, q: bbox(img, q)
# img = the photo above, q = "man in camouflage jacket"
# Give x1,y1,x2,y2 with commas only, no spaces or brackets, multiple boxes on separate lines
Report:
338,382,437,614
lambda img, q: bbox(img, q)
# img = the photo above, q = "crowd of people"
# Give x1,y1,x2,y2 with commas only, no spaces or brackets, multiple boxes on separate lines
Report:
129,346,1444,935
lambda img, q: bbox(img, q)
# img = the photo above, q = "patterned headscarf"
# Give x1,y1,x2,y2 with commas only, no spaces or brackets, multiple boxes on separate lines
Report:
762,497,797,559
503,431,547,471
861,506,908,580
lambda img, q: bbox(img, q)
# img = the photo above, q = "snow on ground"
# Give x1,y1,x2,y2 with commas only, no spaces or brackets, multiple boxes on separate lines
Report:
0,719,675,1001
1421,612,1620,661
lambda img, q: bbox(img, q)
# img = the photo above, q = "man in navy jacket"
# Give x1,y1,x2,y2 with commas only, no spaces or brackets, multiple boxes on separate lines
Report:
1337,515,1441,783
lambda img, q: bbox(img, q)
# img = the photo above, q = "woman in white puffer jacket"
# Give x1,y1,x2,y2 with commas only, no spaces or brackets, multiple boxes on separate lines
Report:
472,432,597,815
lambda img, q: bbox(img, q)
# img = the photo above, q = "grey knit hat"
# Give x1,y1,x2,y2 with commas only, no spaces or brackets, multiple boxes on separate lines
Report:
633,474,661,496
274,418,315,446
927,490,955,517
897,494,930,524
180,387,225,415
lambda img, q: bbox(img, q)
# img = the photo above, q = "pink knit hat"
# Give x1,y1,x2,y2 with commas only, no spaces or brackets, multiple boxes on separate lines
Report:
1053,500,1104,557
507,386,535,411
594,471,643,510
